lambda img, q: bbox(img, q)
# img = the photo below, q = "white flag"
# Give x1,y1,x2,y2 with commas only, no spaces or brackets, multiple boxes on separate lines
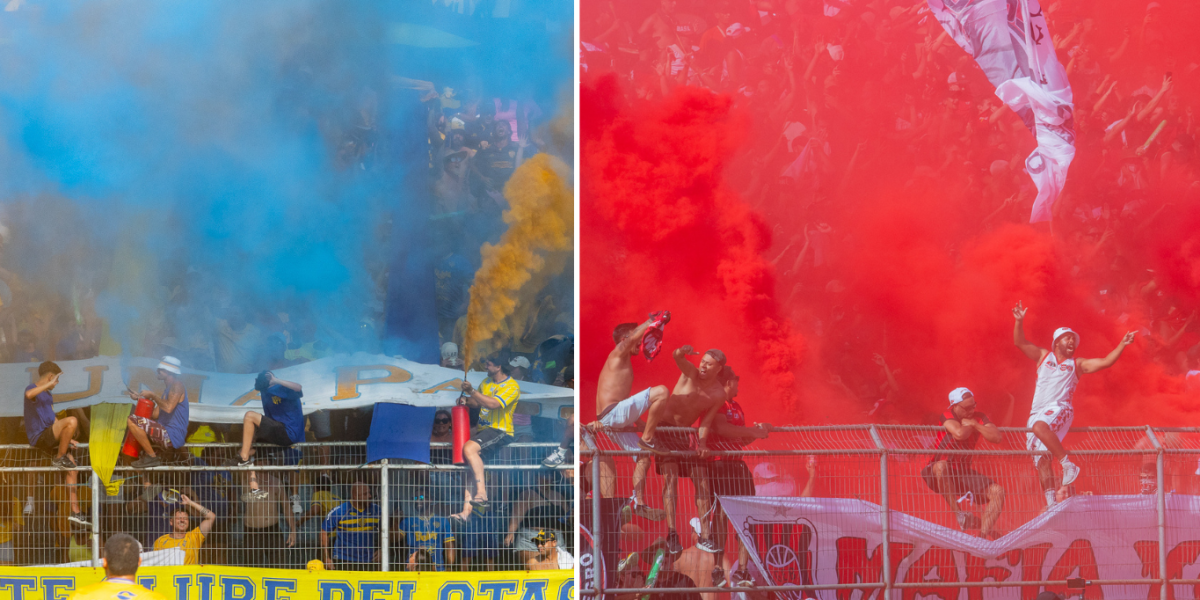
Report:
927,0,1075,223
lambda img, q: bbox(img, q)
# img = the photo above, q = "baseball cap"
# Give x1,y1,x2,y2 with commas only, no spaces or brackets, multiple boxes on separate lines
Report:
1053,327,1079,345
532,530,557,543
441,343,459,360
948,387,973,405
307,559,326,571
510,356,531,369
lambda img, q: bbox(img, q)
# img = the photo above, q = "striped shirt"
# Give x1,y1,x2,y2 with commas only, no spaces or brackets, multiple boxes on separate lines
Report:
322,502,380,563
478,376,520,436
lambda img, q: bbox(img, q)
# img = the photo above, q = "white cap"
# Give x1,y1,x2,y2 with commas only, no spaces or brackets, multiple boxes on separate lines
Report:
510,356,531,369
689,517,702,537
949,387,973,405
441,342,459,360
157,356,182,375
1053,327,1079,345
725,23,749,38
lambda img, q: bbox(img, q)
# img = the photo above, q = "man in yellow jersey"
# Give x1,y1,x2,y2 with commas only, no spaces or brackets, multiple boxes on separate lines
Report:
152,494,215,565
71,533,167,599
451,354,519,523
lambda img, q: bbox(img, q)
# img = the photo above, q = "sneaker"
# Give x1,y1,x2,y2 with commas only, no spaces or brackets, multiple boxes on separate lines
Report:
637,438,669,456
51,456,74,470
631,503,667,521
665,529,683,555
620,505,633,526
696,535,720,553
711,566,726,588
238,456,255,468
248,488,269,501
291,494,303,515
541,447,570,468
618,552,639,574
131,455,162,468
23,498,33,516
956,512,981,531
1060,458,1080,486
68,512,89,529
731,569,754,588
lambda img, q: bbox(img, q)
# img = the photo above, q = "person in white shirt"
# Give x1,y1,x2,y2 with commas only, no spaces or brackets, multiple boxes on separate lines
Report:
1013,302,1135,505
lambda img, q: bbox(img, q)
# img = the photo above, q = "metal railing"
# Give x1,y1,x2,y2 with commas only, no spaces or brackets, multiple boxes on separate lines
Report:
582,424,1200,599
0,441,573,571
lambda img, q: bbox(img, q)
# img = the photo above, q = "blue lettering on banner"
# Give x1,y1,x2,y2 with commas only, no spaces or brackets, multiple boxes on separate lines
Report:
264,578,298,600
221,576,256,600
478,581,517,600
320,581,355,600
440,581,473,600
396,581,416,600
198,574,216,600
43,577,74,600
174,575,191,600
519,580,548,600
360,581,393,600
138,576,157,591
557,579,574,600
0,577,36,600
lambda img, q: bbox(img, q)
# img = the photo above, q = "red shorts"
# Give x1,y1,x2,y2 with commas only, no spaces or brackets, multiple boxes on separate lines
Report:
129,415,171,448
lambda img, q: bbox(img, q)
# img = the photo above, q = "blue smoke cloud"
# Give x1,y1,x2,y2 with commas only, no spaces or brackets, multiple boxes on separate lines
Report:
0,0,572,365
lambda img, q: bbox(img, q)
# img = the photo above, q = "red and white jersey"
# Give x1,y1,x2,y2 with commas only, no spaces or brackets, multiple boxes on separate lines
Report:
1030,352,1079,415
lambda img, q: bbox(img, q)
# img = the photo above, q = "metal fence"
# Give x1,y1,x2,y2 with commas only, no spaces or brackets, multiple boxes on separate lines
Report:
0,441,573,571
582,425,1200,599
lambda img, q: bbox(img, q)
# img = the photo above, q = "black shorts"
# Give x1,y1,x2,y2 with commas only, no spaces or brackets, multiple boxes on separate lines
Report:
32,426,58,453
471,426,514,459
711,460,756,498
254,415,295,447
921,461,995,503
654,429,703,478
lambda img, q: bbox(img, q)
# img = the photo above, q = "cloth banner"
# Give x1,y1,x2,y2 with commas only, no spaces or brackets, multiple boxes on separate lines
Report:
720,494,1200,600
367,403,436,464
926,0,1075,223
0,566,572,599
42,548,185,568
0,353,572,424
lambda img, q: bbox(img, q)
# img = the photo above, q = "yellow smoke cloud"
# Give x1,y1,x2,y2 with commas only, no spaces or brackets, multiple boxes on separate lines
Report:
462,153,574,367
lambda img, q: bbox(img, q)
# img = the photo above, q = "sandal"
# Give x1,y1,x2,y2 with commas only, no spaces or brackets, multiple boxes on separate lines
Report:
469,496,490,509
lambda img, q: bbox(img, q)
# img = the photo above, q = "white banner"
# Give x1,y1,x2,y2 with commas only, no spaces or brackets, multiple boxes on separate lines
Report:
4,353,573,423
720,494,1200,600
927,0,1075,223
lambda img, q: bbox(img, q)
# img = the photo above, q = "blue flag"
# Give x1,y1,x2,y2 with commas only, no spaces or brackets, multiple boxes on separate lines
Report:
367,403,435,464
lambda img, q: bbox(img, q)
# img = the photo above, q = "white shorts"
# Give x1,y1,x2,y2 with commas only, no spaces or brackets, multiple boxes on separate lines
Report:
583,388,653,452
1026,403,1074,465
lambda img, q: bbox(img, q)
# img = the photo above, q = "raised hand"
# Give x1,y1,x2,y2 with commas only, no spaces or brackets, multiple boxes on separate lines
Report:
1122,331,1136,345
1013,301,1028,321
679,345,698,356
872,353,887,367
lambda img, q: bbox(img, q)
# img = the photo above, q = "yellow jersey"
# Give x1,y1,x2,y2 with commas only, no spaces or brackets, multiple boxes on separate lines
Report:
478,376,520,436
152,528,205,565
70,578,167,600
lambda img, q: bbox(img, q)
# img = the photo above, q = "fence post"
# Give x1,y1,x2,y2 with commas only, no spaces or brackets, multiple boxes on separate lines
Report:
380,459,390,572
592,446,603,598
90,470,100,568
1146,427,1168,600
869,425,892,600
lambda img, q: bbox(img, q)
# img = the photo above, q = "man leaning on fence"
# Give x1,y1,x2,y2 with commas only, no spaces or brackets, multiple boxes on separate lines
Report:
453,353,519,523
152,494,215,566
321,481,381,570
921,387,1005,539
23,360,87,528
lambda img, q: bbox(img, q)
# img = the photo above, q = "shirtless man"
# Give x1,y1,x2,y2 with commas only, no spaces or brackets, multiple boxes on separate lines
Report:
639,346,728,555
1013,302,1136,506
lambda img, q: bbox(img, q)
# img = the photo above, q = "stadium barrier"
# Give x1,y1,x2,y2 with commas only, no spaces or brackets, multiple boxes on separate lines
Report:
582,425,1200,599
0,441,574,572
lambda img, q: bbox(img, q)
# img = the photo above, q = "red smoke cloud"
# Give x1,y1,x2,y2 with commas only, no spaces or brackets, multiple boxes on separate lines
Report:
581,75,805,423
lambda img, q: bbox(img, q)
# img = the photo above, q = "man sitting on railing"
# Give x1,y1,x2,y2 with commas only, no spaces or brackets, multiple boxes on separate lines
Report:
23,361,86,528
453,353,519,522
238,371,304,512
921,387,1005,539
125,356,190,468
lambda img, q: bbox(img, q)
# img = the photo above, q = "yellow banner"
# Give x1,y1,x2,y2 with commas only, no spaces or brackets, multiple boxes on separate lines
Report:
0,567,574,600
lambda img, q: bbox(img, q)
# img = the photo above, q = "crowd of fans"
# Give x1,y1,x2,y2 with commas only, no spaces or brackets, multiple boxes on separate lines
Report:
582,0,1200,416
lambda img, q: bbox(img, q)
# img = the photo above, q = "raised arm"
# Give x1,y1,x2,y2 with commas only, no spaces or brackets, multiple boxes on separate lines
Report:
25,373,59,400
1078,331,1136,374
613,317,655,357
182,495,215,536
673,345,701,380
801,458,817,498
1012,302,1046,361
269,374,303,392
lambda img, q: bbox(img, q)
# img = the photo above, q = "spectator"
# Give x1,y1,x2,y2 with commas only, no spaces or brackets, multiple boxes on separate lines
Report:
440,343,463,369
921,388,1005,539
321,481,380,571
240,473,297,567
397,492,456,572
505,470,570,563
23,361,86,527
238,371,304,515
152,494,215,566
451,354,519,523
509,355,531,381
527,530,573,570
457,507,503,571
72,534,166,600
13,330,39,363
474,120,520,203
125,356,190,468
215,308,262,374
